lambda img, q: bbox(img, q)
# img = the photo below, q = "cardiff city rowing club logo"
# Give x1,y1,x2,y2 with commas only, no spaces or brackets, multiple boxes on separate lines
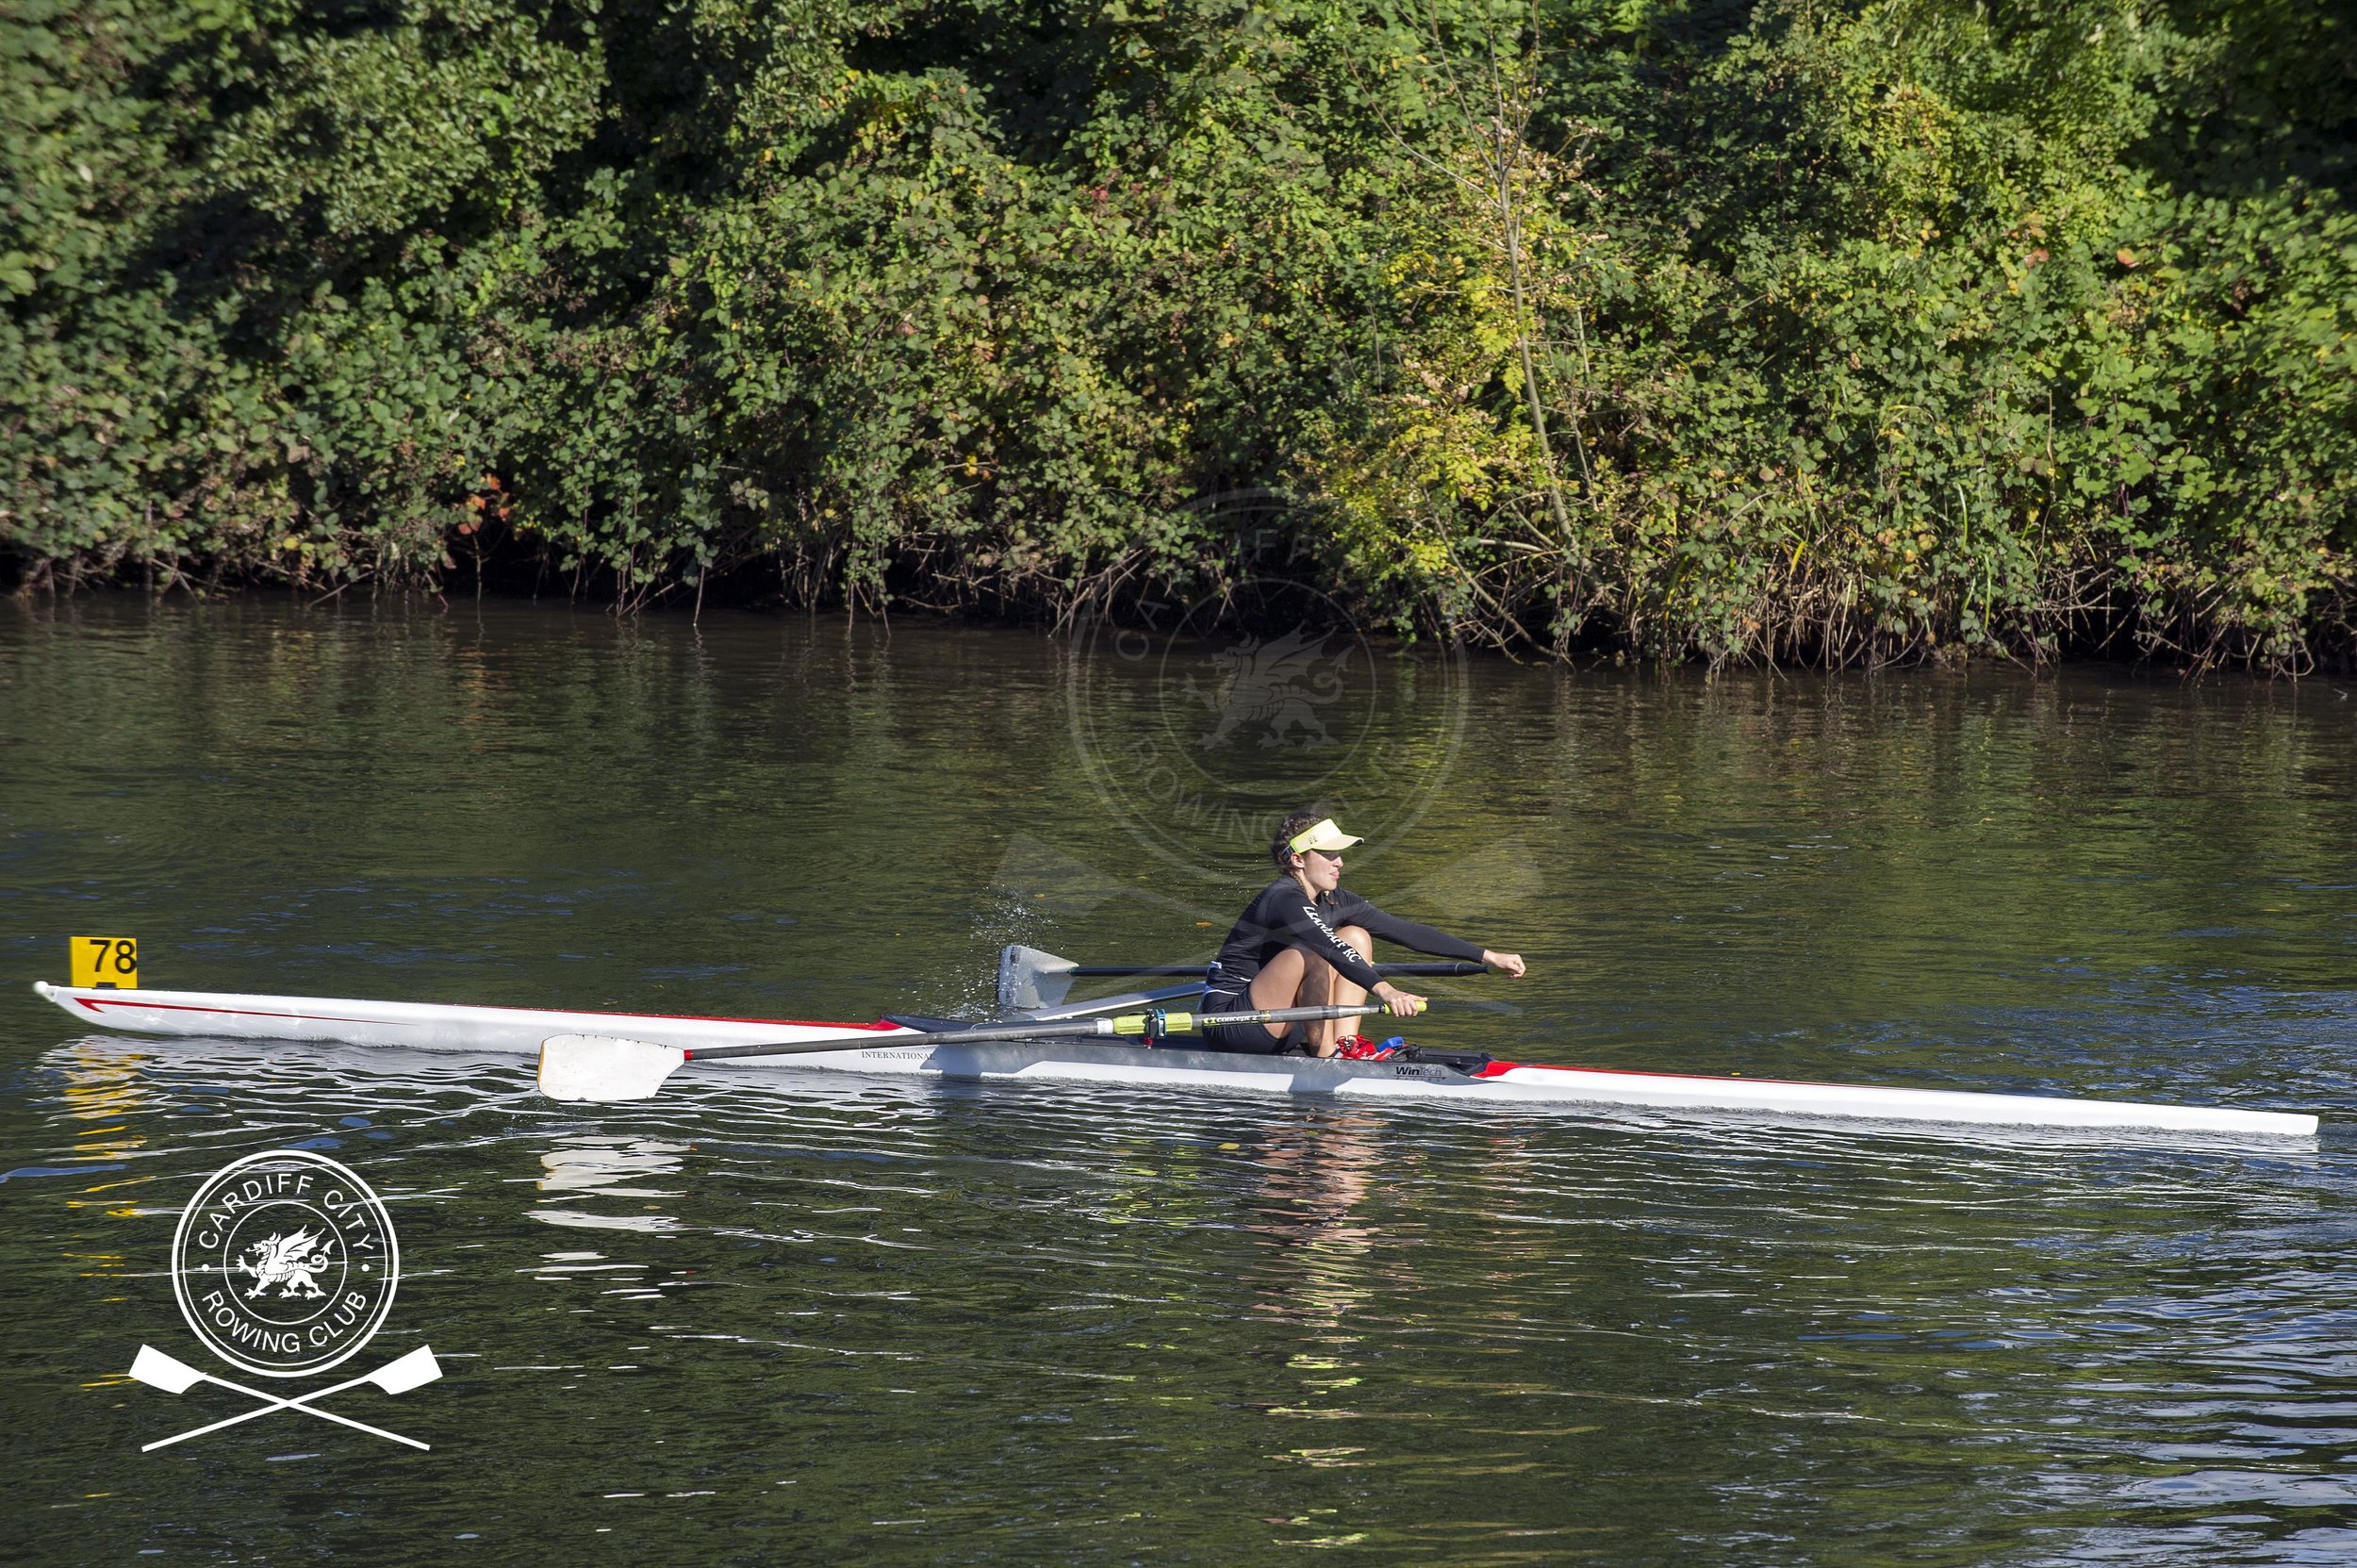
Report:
129,1148,440,1451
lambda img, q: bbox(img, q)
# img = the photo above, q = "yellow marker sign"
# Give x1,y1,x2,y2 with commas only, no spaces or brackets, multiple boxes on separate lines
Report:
71,936,139,990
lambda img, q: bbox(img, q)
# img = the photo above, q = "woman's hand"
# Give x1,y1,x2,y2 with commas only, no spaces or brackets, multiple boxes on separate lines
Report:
1482,949,1526,979
1372,981,1426,1018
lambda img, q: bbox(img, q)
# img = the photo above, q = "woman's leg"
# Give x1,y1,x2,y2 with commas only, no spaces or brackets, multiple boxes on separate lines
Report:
1245,947,1310,1045
1307,925,1373,1057
1248,928,1374,1057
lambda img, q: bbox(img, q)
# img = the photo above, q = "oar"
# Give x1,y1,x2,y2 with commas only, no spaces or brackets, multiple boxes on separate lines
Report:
539,1001,1393,1104
139,1345,441,1451
1072,963,1484,977
997,944,1486,1011
129,1345,431,1451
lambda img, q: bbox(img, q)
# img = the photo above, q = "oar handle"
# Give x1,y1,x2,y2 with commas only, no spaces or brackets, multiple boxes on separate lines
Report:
682,1002,1390,1065
1070,962,1485,978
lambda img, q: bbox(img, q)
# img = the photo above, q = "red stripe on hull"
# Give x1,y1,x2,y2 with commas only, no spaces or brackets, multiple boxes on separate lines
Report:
65,992,898,1032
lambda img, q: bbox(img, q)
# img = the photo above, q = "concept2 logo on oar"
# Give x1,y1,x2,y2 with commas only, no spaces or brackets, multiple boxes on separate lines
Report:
128,1147,444,1452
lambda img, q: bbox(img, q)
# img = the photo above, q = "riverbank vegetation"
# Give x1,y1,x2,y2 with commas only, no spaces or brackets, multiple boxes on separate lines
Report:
5,0,2351,666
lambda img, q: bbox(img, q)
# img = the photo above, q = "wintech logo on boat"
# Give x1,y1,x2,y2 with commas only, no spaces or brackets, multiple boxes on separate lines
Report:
126,1148,443,1452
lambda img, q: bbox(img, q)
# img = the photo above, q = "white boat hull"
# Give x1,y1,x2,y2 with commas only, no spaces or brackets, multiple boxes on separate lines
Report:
30,982,2320,1139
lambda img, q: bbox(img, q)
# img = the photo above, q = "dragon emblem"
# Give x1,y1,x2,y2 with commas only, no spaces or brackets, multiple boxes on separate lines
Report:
239,1227,334,1299
1188,629,1350,749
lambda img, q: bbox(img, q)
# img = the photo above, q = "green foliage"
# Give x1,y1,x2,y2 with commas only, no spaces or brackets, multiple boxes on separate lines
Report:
2,0,2351,666
212,0,604,238
1315,0,2357,665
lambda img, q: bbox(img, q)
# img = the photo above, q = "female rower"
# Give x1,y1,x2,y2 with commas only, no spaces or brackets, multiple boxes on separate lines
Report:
1200,810,1526,1058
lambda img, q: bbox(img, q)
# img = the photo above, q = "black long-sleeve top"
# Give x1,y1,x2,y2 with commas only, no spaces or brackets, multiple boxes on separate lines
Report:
1205,878,1485,999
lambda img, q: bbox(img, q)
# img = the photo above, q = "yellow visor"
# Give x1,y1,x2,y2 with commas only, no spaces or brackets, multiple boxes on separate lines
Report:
1288,818,1362,853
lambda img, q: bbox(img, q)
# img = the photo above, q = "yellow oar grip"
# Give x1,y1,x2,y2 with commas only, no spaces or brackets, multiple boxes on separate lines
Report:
1111,1013,1197,1036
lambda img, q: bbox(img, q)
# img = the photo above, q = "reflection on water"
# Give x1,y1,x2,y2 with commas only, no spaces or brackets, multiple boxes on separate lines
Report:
1244,1116,1386,1331
5,600,2357,1565
532,1137,688,1234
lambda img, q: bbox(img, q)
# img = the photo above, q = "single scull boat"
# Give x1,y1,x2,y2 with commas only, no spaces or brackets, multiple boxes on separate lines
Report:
30,975,2320,1139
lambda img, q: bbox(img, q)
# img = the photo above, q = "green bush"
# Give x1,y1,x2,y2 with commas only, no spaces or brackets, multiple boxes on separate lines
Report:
4,0,2350,666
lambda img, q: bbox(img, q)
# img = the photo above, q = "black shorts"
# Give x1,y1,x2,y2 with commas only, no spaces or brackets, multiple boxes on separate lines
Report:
1198,989,1308,1056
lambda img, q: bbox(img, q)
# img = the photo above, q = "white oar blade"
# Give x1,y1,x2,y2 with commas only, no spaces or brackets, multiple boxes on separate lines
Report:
366,1345,441,1395
130,1345,205,1395
997,946,1077,1012
539,1034,686,1102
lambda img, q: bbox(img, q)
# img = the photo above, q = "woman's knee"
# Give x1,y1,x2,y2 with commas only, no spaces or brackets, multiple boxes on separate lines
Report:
1333,924,1373,957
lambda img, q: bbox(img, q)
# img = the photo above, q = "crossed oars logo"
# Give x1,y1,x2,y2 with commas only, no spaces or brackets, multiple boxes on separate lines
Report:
134,1148,442,1453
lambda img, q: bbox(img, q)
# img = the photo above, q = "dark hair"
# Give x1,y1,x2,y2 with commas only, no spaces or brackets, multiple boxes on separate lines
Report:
1271,808,1326,870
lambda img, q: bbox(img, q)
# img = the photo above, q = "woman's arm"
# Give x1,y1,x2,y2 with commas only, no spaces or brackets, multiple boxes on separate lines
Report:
1332,893,1486,963
1334,894,1525,977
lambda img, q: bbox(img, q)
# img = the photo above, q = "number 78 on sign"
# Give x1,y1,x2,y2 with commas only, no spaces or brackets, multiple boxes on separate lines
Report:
72,936,139,990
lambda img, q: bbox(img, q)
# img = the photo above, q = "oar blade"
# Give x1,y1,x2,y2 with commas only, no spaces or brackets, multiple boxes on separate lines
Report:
366,1345,442,1395
130,1345,205,1395
539,1034,686,1103
997,946,1077,1012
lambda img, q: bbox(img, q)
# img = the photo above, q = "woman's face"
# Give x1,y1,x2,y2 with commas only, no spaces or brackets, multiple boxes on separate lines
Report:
1293,847,1345,894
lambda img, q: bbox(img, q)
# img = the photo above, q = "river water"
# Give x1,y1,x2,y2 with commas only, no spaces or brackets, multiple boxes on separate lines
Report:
4,597,2356,1565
